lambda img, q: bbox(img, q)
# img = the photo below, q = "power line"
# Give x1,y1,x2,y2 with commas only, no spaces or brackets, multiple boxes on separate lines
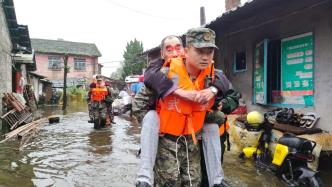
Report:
105,0,190,21
99,61,123,64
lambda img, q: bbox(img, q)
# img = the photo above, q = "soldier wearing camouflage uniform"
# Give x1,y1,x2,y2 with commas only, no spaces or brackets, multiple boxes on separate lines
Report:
89,75,116,127
134,29,240,187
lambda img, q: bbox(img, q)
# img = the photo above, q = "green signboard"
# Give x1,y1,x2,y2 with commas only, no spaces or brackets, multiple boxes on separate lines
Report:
254,40,267,104
281,33,314,105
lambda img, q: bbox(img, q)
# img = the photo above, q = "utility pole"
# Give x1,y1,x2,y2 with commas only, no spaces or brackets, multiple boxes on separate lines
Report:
200,6,206,26
62,54,69,111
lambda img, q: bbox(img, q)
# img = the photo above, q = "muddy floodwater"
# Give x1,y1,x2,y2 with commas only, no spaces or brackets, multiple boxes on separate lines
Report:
0,102,330,186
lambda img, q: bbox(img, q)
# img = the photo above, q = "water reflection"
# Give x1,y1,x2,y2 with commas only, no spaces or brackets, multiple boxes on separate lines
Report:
38,101,89,117
88,129,113,155
24,112,92,186
123,114,141,145
0,142,35,187
224,152,285,187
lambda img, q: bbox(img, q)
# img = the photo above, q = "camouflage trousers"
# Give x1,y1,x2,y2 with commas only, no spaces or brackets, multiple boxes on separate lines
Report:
154,135,201,187
88,102,93,119
89,101,109,119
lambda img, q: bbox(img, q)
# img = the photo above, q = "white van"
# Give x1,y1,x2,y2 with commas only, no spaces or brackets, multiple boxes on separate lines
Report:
125,75,140,83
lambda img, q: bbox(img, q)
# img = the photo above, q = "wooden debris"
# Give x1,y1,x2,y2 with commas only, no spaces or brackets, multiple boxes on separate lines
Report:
3,93,25,112
0,118,47,143
23,84,38,112
1,93,33,130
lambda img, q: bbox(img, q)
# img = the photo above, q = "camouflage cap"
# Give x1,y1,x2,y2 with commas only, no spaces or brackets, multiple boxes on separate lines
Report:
96,74,103,80
186,27,218,49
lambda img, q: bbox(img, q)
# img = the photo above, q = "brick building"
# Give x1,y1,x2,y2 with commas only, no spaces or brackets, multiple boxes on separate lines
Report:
31,38,102,86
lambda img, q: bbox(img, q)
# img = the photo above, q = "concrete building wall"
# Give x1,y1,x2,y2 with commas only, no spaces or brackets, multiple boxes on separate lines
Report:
34,53,99,80
215,1,332,131
313,4,332,131
0,5,13,128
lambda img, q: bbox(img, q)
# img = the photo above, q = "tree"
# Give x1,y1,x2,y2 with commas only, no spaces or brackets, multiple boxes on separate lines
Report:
121,39,146,79
110,66,123,80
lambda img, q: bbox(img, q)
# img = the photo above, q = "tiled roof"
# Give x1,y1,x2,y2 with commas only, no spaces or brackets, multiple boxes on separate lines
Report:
31,38,102,57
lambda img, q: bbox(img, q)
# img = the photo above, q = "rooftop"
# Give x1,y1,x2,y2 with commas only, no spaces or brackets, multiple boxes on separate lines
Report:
31,38,102,57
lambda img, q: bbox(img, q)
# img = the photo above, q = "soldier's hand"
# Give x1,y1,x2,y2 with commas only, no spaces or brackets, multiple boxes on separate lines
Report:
194,88,215,104
173,89,198,102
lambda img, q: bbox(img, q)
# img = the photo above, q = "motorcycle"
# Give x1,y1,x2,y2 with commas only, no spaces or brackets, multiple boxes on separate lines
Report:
239,116,323,187
91,101,110,129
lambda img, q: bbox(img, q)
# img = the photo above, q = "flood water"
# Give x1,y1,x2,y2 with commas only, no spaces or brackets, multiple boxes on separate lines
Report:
0,102,330,186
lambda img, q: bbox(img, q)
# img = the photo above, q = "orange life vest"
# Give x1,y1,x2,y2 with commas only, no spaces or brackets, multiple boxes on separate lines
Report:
158,58,215,143
219,120,230,136
91,87,108,102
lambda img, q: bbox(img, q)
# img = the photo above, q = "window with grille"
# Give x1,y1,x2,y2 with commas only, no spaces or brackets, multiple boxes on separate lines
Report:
48,56,61,70
74,58,86,71
233,50,247,72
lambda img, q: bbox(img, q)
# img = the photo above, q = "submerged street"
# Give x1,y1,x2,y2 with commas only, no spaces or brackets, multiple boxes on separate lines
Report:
0,102,284,187
0,103,140,187
0,102,330,187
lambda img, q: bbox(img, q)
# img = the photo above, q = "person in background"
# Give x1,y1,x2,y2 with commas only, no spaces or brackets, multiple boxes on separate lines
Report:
89,75,115,126
131,75,144,95
104,79,116,124
136,75,144,94
87,75,97,123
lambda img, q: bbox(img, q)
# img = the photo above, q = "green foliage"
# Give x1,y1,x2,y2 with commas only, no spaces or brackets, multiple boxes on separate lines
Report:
110,66,124,80
121,39,146,79
68,86,87,96
65,86,87,102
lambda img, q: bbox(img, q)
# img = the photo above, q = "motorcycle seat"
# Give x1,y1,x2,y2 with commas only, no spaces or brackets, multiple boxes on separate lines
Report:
278,134,313,153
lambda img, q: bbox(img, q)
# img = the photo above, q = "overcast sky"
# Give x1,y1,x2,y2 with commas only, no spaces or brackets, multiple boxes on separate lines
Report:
14,0,245,76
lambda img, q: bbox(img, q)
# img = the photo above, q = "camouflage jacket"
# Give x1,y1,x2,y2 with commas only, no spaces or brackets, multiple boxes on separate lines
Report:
132,85,158,122
104,86,117,104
